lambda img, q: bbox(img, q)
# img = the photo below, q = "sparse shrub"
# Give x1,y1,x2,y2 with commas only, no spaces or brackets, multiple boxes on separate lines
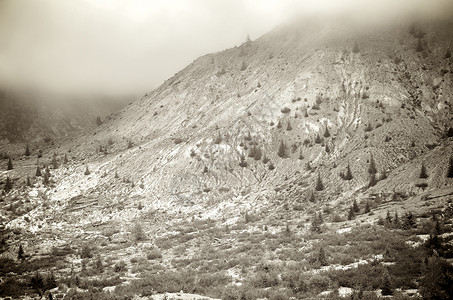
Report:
147,249,162,260
381,270,393,295
80,244,93,259
114,260,128,273
281,107,291,114
4,176,12,192
132,223,146,242
318,247,328,266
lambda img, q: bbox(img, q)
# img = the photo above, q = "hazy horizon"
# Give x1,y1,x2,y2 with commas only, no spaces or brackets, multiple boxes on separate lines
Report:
1,0,452,99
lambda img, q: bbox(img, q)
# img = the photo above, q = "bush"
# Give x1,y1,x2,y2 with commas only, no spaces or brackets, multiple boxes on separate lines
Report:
146,249,162,260
114,260,128,273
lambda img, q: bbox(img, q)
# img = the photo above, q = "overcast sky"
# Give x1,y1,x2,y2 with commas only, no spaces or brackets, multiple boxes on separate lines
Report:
0,0,451,97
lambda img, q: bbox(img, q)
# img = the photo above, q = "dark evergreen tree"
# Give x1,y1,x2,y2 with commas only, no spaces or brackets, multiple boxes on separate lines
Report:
419,257,453,299
344,163,353,180
315,134,322,144
393,211,400,227
43,171,50,185
315,173,324,191
7,158,13,170
26,176,31,187
4,176,12,192
36,165,42,177
309,191,316,203
353,199,360,213
402,212,415,230
381,169,388,180
239,154,247,168
268,163,275,170
448,156,453,178
51,154,58,169
385,210,392,224
369,173,378,187
64,153,69,164
324,126,330,138
18,244,25,261
298,150,304,160
364,201,371,213
368,153,377,175
348,206,355,220
31,272,44,296
25,145,31,156
318,247,328,266
306,161,312,171
277,120,282,129
381,270,393,295
446,49,452,59
214,132,222,144
84,165,90,175
325,143,330,153
420,162,428,178
286,122,292,131
277,140,287,158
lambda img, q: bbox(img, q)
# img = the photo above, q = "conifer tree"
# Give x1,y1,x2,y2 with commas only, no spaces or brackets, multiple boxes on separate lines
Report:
18,244,25,261
318,247,328,266
394,211,400,227
309,190,316,202
315,134,322,144
315,173,324,191
26,176,31,187
348,206,355,220
381,270,393,295
368,153,377,175
277,140,287,158
447,156,453,178
420,162,428,178
51,154,58,169
286,122,292,131
306,161,312,171
353,199,359,213
64,153,68,164
364,201,371,213
84,165,90,175
4,176,12,192
239,154,247,168
298,150,304,160
324,126,330,138
25,145,31,156
344,163,353,180
36,165,42,177
7,158,13,170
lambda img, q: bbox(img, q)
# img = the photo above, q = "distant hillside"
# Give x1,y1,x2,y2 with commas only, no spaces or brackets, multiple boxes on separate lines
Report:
0,88,137,155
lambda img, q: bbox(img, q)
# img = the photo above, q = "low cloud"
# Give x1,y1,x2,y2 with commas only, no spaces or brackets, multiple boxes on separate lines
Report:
0,0,451,98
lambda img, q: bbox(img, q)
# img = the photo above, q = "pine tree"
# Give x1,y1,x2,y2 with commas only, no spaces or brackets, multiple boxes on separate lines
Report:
214,132,222,144
381,169,388,180
115,171,119,179
385,210,392,224
64,153,69,164
277,140,287,158
309,191,316,202
306,161,312,171
344,163,353,180
26,176,31,187
369,173,378,187
325,143,330,153
381,270,393,295
18,244,25,261
318,247,328,266
394,211,400,228
43,171,50,185
239,154,247,168
348,206,355,220
7,158,13,170
364,201,371,213
84,165,90,175
420,162,428,178
286,122,292,131
51,154,58,169
368,154,377,175
25,145,31,156
324,126,330,138
315,134,322,144
447,156,453,178
315,173,324,191
36,165,42,177
298,150,304,160
353,199,360,213
4,176,12,192
402,212,415,230
446,48,451,59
